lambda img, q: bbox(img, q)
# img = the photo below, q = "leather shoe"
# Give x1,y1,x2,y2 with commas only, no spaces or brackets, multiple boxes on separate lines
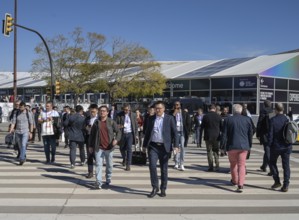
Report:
148,188,159,198
160,189,166,197
85,172,93,179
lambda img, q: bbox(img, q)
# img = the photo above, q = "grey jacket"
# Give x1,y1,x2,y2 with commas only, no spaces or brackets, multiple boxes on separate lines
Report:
89,118,121,152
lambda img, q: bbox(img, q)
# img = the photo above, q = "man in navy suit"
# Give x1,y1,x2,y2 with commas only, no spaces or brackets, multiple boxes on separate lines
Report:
63,105,86,168
143,101,179,198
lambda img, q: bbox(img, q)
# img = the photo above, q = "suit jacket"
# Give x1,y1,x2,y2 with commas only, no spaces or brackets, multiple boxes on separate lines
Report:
169,109,191,136
201,111,222,141
89,118,121,152
143,114,179,153
221,113,253,151
268,114,291,150
108,109,118,121
63,113,86,142
116,111,138,145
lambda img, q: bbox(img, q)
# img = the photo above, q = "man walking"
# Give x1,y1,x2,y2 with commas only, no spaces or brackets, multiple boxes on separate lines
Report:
221,104,253,192
85,104,98,178
62,106,71,148
38,101,60,163
116,104,138,171
201,104,222,172
256,100,274,175
63,105,86,168
268,103,292,192
89,105,121,189
9,101,34,165
143,101,179,198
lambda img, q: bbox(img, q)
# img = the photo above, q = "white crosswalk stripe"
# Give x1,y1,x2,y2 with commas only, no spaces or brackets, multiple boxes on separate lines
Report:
1,140,299,219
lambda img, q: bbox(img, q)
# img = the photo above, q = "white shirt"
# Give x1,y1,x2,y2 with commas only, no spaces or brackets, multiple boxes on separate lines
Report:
151,113,164,143
124,114,132,133
39,110,60,120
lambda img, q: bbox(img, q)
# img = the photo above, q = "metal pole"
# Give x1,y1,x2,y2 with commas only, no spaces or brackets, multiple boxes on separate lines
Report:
13,0,17,103
13,23,54,102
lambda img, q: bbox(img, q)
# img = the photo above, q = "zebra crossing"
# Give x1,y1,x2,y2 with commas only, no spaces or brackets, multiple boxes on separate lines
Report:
1,139,299,220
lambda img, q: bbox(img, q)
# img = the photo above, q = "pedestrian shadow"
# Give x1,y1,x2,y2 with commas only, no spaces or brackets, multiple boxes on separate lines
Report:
41,173,93,188
168,176,236,193
102,184,149,197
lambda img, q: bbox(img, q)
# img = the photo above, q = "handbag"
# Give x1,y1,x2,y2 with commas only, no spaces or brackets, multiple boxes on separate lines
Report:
132,146,147,165
41,121,54,136
5,132,15,145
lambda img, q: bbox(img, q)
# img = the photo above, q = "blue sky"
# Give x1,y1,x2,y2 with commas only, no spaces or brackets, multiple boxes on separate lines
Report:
1,0,299,71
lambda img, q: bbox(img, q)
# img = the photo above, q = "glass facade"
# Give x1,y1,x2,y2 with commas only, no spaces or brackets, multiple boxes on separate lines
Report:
164,76,299,114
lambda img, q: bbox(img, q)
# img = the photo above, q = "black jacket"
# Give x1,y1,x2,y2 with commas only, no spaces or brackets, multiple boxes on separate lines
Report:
256,107,273,144
63,113,86,142
201,111,222,141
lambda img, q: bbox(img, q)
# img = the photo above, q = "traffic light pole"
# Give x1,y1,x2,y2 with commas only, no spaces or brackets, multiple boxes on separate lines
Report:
13,23,54,103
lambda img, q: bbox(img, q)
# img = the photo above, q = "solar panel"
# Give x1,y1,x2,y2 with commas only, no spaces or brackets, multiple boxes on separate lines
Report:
178,57,255,78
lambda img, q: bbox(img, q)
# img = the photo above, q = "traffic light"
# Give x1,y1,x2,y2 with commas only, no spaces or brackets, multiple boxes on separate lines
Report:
46,87,51,97
3,13,14,37
55,81,61,95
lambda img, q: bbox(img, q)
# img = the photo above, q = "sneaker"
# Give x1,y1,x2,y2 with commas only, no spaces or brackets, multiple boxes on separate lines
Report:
81,161,86,166
214,166,220,172
70,164,75,169
281,186,288,192
180,165,185,171
271,182,282,189
174,164,179,169
85,172,93,179
105,181,110,186
19,160,25,166
236,185,243,193
94,182,102,190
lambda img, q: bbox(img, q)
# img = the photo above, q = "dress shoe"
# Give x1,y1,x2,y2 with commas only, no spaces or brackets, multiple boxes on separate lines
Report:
267,172,273,176
160,189,166,197
148,188,159,198
271,182,282,189
85,172,93,179
207,167,214,172
125,165,131,171
259,166,266,172
122,159,126,166
281,186,288,192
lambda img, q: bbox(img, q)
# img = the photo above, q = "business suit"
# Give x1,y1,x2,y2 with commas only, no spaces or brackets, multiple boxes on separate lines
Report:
143,113,179,194
268,113,292,190
64,112,86,167
108,109,118,121
201,111,222,171
116,111,138,169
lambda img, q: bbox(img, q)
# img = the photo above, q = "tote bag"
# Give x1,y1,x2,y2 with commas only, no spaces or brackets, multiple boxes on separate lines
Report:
41,121,54,136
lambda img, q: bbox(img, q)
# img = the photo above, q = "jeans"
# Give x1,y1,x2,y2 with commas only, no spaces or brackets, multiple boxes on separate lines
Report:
228,150,248,186
205,140,220,168
42,135,57,162
175,131,185,165
148,142,169,190
69,141,85,165
195,127,203,146
15,132,29,161
120,133,133,165
95,148,114,186
270,147,292,187
261,143,271,170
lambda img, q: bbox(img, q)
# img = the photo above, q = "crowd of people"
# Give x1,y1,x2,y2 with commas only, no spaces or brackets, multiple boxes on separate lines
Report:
5,99,294,197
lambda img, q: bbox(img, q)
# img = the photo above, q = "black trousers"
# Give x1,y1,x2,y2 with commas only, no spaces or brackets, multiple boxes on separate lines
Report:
148,142,169,190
